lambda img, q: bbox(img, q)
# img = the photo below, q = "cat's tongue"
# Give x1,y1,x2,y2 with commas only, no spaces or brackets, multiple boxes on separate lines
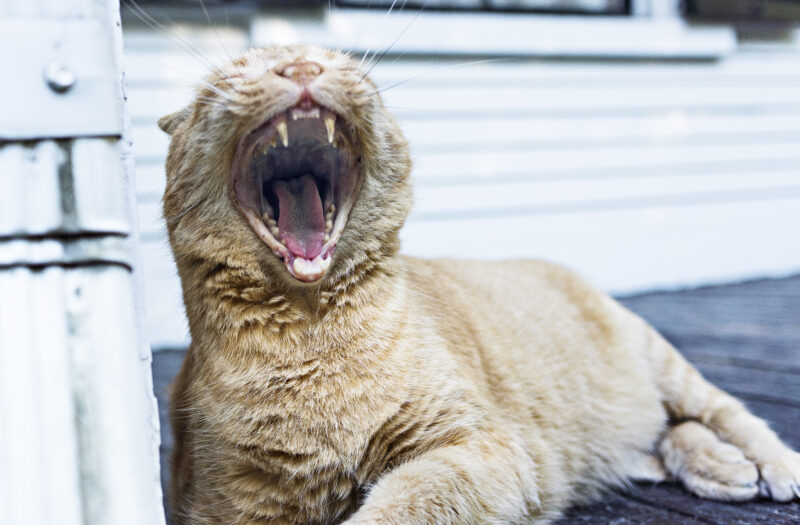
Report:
274,174,325,260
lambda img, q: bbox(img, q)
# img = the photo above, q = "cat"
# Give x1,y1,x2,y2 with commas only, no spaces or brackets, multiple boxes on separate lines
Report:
159,45,800,524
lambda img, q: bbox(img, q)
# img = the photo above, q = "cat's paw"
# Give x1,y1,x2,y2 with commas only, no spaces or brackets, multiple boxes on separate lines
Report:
756,449,800,502
660,421,759,501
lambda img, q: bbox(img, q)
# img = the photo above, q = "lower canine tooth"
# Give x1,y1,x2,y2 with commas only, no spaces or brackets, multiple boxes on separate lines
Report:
276,121,288,147
325,117,335,144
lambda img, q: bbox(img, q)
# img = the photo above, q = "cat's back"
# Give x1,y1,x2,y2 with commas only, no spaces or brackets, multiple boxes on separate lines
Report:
401,255,621,336
400,255,659,417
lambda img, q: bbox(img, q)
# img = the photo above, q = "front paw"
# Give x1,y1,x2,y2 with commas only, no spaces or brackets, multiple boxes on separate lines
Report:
757,449,800,502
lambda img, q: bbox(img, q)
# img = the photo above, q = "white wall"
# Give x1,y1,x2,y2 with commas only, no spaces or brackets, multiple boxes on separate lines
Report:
122,10,800,349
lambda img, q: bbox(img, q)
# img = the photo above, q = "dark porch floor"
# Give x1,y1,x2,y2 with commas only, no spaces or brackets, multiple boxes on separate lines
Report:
152,274,800,524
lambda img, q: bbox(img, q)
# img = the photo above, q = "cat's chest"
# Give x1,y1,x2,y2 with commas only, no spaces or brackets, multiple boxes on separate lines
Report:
204,361,406,470
201,370,404,521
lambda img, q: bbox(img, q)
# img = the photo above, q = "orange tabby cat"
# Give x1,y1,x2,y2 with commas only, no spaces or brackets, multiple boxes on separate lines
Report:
159,45,800,524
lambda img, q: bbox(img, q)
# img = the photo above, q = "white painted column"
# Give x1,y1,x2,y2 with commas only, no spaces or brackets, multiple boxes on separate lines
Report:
0,1,166,524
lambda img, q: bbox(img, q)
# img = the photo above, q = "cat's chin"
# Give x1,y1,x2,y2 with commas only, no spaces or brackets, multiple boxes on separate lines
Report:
231,101,363,283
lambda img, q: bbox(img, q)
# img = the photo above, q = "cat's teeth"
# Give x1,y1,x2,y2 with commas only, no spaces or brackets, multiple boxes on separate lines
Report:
276,121,288,147
267,218,277,227
323,233,330,242
291,254,331,279
270,226,280,237
269,135,277,148
326,204,335,220
320,256,331,271
325,219,332,233
325,117,335,144
292,107,320,120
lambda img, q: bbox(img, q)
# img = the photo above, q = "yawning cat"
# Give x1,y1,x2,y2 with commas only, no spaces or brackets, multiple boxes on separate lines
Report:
159,45,800,524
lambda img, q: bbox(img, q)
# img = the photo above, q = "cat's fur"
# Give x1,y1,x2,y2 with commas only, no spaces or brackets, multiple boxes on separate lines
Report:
160,45,800,524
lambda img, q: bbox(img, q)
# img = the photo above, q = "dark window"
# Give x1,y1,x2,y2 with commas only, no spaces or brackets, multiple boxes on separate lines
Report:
686,0,800,22
124,0,630,15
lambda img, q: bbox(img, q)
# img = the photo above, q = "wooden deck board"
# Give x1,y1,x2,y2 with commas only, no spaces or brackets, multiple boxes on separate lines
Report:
151,274,800,523
624,483,800,525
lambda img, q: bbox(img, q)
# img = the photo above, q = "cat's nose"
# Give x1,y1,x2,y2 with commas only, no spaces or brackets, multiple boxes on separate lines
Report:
279,61,323,85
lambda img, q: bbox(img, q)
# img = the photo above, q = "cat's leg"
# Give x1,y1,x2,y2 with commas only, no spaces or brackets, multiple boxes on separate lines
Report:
627,453,668,483
659,420,759,500
344,438,545,525
168,348,201,524
646,326,800,502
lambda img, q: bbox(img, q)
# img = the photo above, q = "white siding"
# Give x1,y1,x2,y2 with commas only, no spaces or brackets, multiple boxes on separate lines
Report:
123,17,800,349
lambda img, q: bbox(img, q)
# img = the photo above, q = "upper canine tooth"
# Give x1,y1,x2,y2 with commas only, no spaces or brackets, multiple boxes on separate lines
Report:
276,121,288,147
325,117,335,144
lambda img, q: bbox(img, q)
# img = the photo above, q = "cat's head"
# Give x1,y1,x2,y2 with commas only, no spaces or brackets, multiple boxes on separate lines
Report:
160,45,412,287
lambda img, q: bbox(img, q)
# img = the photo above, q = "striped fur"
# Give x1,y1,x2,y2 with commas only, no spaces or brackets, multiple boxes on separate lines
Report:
161,46,800,524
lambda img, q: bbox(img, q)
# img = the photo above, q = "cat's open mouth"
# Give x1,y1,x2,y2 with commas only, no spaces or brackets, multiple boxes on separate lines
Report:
232,104,363,282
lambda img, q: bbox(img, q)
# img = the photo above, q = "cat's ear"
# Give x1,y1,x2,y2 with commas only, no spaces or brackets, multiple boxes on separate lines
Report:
158,106,191,135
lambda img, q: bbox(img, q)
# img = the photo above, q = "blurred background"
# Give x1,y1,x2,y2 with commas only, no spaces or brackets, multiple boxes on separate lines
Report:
121,0,800,350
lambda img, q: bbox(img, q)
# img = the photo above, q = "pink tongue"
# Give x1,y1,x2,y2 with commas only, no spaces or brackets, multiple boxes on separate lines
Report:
274,174,325,259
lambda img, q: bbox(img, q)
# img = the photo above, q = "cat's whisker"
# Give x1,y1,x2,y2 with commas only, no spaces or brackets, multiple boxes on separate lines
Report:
125,0,217,73
358,0,405,71
196,0,247,89
360,0,430,81
164,199,204,223
126,0,243,96
193,99,231,111
196,81,234,101
378,58,510,94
